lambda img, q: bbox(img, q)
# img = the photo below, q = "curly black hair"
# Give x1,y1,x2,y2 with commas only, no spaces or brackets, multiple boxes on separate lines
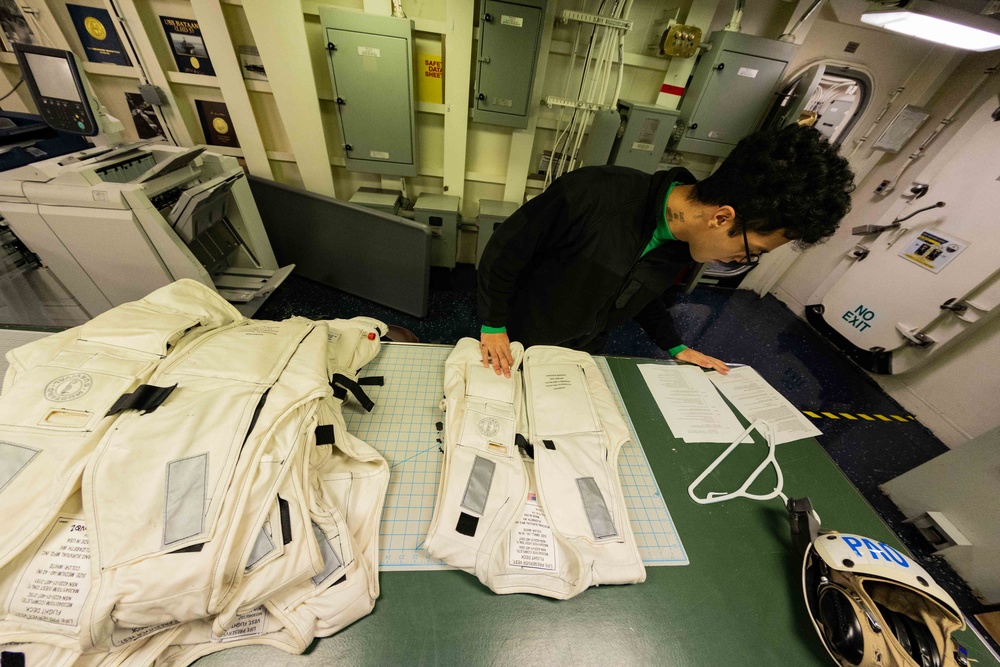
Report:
691,125,855,246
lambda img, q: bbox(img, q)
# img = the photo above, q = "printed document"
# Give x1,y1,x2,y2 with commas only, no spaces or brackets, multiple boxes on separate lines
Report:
708,366,821,445
638,364,748,443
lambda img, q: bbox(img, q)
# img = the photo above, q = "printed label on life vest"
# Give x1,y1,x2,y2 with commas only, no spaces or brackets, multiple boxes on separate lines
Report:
214,606,267,642
529,364,599,434
501,15,524,27
112,620,178,648
508,493,556,571
242,324,281,337
8,518,90,628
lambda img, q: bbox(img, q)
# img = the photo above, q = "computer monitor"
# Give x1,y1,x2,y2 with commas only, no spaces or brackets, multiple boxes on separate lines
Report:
13,43,99,136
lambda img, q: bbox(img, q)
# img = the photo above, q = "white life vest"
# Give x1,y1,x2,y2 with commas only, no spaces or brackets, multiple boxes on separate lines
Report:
83,317,332,640
0,280,242,572
0,280,242,662
153,319,390,667
424,338,645,599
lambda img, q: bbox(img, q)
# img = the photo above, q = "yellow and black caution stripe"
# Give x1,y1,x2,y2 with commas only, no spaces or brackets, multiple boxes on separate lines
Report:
801,411,916,422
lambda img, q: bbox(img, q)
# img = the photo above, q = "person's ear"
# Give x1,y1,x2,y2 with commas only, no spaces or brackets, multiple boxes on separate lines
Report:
708,206,737,229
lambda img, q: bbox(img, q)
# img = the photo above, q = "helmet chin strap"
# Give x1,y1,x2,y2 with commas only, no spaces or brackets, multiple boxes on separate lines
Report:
687,420,822,526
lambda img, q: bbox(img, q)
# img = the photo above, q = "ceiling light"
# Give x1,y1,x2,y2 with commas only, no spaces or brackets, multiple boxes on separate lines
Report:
861,0,1000,51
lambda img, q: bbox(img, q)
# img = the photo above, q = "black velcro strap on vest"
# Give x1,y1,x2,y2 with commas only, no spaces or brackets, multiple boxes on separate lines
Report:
106,383,177,417
278,497,292,545
543,439,556,450
515,434,534,459
358,376,384,386
456,512,479,537
169,542,204,554
315,424,336,445
2,651,25,667
330,373,375,412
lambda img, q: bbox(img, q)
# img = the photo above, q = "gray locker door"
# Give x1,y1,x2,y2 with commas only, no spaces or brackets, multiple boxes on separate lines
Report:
327,28,413,166
476,1,542,117
686,52,787,145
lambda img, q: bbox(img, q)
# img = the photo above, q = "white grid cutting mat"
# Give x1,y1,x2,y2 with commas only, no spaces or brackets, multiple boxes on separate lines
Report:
342,343,688,570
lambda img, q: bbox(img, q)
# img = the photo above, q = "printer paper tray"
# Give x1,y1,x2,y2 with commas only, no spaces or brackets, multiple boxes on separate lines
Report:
213,264,294,304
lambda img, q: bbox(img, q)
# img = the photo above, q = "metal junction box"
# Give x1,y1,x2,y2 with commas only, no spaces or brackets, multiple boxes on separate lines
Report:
413,194,460,268
320,8,418,177
671,31,797,157
476,199,519,267
349,187,402,216
609,102,681,173
473,0,547,128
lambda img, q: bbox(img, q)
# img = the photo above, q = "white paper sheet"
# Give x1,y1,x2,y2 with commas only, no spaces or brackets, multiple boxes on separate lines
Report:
638,364,748,443
708,366,822,445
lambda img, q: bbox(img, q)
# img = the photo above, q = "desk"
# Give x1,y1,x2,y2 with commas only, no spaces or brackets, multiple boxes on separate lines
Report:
198,355,998,666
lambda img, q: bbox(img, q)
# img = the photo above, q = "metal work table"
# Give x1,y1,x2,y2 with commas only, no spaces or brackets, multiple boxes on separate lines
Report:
197,355,998,666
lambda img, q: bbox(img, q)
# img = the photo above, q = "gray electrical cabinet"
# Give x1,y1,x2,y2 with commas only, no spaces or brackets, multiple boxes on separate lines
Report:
413,194,460,268
609,102,681,173
671,31,797,157
473,0,546,128
320,8,418,177
476,199,519,267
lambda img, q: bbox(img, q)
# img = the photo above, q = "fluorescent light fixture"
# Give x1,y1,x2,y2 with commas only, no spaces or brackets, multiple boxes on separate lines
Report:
861,0,1000,51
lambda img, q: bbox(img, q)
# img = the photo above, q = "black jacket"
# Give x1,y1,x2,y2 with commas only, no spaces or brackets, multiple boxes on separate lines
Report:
478,166,697,353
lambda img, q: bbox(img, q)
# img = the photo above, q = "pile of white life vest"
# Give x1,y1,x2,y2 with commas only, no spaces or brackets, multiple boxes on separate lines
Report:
0,279,389,666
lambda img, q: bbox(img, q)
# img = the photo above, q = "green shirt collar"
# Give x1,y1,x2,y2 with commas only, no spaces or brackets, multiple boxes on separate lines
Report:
641,181,681,257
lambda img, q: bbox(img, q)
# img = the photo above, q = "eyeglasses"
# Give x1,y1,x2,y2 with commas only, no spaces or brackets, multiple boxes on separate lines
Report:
740,221,761,266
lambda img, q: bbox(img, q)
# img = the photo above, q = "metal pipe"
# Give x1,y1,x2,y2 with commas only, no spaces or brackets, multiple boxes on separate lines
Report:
780,0,825,42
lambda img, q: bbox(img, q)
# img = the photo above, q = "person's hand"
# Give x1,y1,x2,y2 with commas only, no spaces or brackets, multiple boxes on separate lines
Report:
480,332,513,378
674,347,730,375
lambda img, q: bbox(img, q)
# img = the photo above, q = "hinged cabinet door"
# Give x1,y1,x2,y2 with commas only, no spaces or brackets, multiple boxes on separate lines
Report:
327,28,414,167
476,1,543,119
685,52,787,146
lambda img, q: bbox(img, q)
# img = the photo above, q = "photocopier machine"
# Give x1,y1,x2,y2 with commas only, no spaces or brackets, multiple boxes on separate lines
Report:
0,43,291,320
